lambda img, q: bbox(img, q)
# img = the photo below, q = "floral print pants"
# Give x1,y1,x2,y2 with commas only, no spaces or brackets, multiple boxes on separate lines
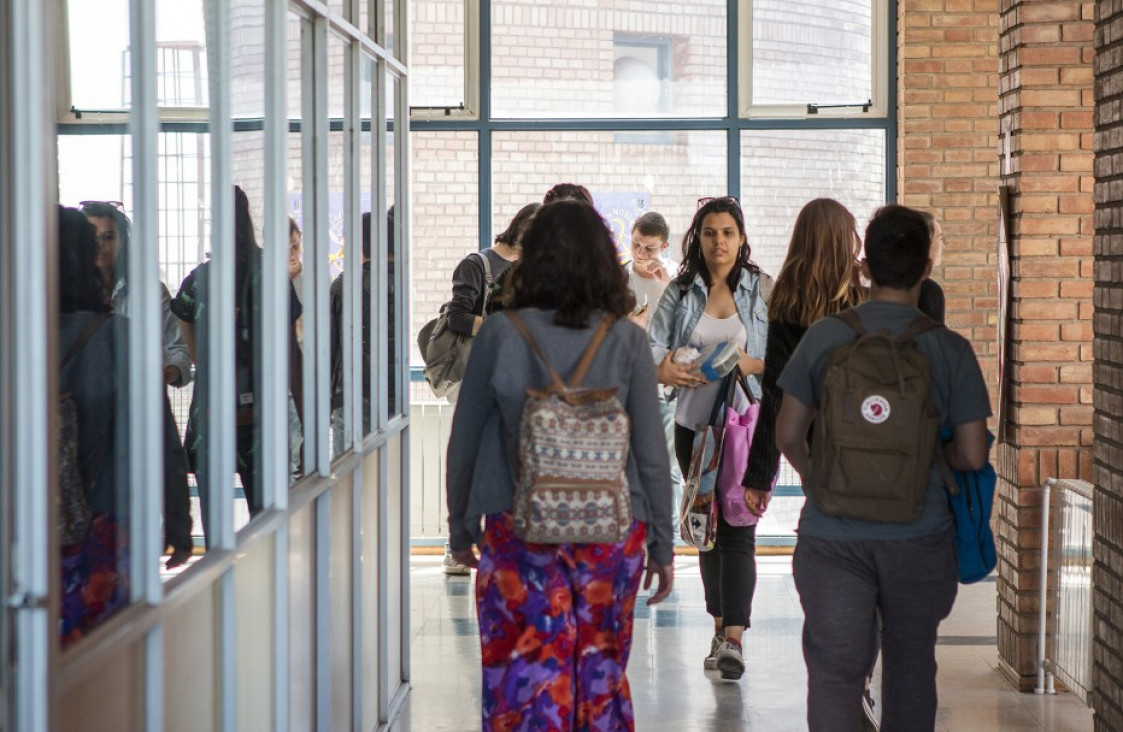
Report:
475,512,647,732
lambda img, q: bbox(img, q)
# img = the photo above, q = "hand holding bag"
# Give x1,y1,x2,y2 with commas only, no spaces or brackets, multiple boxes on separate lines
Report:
716,370,763,527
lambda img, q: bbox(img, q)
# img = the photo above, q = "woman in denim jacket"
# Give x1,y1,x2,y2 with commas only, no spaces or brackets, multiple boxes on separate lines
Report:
647,196,771,681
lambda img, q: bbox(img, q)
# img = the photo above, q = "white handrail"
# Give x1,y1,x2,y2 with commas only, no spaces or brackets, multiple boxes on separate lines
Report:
1035,477,1055,694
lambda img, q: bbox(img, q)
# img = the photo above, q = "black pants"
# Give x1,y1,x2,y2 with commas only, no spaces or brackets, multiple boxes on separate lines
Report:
675,424,757,628
162,393,193,554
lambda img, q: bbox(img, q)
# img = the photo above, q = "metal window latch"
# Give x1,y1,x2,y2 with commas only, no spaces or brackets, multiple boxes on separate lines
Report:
6,593,48,610
807,99,872,114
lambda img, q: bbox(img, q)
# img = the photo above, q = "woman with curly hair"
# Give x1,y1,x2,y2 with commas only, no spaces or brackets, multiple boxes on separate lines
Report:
445,198,674,731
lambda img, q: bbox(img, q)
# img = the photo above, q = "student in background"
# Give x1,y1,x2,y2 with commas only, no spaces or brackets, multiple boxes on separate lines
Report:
917,210,947,323
647,196,770,681
623,211,684,542
742,198,864,518
81,200,194,569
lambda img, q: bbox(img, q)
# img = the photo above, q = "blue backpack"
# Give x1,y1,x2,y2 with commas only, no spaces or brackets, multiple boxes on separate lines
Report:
940,428,997,583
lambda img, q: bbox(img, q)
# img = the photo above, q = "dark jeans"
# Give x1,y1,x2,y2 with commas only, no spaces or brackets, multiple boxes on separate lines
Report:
792,532,958,732
191,422,260,548
674,424,758,629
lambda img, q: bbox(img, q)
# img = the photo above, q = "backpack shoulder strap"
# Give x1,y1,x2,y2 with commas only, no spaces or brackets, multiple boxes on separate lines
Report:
506,311,566,390
569,316,614,389
832,309,866,336
473,251,494,314
62,313,112,369
900,313,943,341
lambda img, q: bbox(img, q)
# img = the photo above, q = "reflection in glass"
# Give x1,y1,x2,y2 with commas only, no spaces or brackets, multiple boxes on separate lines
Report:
741,129,885,278
57,205,131,645
751,0,872,107
289,13,310,477
328,35,348,460
490,0,726,118
60,132,209,573
68,0,210,112
359,57,376,437
386,74,399,417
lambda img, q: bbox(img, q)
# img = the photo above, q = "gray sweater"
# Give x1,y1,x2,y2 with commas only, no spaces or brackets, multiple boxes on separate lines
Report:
445,308,675,566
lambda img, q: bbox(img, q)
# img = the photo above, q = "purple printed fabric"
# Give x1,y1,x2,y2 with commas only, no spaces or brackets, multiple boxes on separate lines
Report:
475,512,647,732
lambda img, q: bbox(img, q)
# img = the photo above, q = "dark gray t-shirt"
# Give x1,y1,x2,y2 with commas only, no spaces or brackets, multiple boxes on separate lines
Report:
778,300,991,541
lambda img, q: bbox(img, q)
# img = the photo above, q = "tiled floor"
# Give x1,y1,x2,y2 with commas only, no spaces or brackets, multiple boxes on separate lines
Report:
397,554,1094,731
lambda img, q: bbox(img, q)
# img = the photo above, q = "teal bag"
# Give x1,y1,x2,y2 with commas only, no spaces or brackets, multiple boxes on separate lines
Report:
940,428,997,584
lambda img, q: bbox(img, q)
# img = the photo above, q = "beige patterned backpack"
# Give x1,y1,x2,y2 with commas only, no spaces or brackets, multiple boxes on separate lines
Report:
506,312,633,544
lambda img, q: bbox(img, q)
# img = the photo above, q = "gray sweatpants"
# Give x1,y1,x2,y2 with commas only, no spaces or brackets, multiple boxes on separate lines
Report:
792,531,958,732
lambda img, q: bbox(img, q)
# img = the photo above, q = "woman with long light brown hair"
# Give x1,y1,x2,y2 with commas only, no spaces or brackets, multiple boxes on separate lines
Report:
741,197,864,501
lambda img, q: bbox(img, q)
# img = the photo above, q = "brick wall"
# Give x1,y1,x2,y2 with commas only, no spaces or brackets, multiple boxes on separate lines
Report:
996,0,1095,689
1093,2,1123,727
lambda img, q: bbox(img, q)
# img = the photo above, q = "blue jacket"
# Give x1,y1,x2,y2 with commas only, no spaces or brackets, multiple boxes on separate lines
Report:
648,267,771,399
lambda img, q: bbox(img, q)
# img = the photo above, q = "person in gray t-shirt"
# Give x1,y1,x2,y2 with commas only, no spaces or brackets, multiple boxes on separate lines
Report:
776,205,989,731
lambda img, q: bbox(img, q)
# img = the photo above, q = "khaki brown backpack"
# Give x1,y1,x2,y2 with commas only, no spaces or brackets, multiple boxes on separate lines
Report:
809,310,948,523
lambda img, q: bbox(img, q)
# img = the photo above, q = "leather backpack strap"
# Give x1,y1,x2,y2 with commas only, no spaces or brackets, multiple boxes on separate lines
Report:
900,313,943,341
568,315,614,389
62,313,111,369
833,309,866,336
506,311,567,390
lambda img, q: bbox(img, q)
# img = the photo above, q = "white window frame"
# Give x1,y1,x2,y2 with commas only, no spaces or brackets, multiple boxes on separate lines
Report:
408,0,479,120
737,0,889,119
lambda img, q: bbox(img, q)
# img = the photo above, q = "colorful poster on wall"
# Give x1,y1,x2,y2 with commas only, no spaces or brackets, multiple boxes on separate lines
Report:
997,185,1012,443
289,193,372,278
593,192,650,263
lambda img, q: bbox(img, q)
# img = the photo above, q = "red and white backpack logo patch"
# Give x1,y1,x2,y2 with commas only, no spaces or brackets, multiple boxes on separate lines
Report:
861,395,891,424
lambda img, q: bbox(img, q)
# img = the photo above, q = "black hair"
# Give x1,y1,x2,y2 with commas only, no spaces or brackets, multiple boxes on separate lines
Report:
863,205,931,290
632,211,669,242
506,200,634,328
494,203,541,246
361,212,372,260
79,201,131,290
59,206,111,314
674,197,760,291
542,183,593,207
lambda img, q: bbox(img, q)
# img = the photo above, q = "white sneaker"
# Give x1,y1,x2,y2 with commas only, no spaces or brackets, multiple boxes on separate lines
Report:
442,550,471,576
704,633,725,670
715,639,745,680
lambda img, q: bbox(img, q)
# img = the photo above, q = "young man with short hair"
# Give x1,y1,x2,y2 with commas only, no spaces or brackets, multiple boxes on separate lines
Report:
624,211,673,329
775,204,989,731
623,211,684,542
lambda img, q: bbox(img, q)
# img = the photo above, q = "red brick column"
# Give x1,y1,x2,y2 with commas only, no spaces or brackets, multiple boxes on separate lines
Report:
898,0,999,376
997,0,1095,689
1093,2,1123,727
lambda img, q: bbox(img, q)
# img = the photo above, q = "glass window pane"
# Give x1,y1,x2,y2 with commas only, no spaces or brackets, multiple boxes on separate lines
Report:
230,0,265,119
410,0,465,109
155,1,208,108
59,131,217,577
67,0,132,111
384,0,397,58
360,57,376,436
741,129,885,278
491,1,726,119
750,0,872,107
386,73,400,417
288,14,311,478
410,130,478,403
492,130,727,261
329,36,349,460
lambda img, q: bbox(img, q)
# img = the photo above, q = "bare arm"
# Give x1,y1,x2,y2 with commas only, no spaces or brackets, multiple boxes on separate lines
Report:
776,392,816,481
944,419,988,471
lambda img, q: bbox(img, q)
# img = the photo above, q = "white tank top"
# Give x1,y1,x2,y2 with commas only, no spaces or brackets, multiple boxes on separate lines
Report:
675,311,748,427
